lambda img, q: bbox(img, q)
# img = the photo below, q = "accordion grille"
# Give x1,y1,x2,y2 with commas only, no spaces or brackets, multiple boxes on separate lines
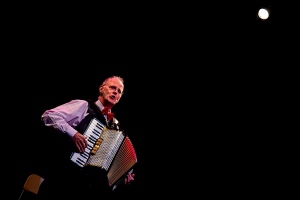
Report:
107,136,137,187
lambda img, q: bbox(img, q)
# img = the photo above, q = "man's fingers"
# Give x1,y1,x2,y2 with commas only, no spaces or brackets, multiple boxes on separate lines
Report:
76,139,86,153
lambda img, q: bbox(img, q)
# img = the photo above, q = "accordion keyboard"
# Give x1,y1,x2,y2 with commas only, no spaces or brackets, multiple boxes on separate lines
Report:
70,118,105,167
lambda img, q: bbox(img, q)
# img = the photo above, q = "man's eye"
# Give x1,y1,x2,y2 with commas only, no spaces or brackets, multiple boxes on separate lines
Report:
108,85,122,94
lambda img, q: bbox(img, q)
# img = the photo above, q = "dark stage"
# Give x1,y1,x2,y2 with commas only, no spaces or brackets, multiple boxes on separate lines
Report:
6,1,288,198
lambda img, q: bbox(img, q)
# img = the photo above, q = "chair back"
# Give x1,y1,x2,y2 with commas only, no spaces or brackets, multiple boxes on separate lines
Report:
18,174,44,200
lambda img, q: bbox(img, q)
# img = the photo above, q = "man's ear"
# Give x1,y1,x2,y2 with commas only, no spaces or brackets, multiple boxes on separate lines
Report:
99,86,103,95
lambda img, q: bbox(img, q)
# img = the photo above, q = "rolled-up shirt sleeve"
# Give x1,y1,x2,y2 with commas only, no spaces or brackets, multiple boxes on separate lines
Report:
41,99,89,138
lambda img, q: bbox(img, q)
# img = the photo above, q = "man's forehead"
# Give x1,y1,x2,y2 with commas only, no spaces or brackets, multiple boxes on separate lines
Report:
107,78,123,87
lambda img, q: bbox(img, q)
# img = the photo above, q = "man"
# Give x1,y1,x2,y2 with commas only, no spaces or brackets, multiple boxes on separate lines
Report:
38,75,136,199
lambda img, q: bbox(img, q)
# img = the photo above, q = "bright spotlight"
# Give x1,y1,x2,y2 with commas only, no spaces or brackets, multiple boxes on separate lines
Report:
257,7,270,20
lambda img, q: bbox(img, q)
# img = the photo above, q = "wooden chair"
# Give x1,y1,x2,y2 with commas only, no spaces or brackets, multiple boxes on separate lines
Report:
18,174,44,200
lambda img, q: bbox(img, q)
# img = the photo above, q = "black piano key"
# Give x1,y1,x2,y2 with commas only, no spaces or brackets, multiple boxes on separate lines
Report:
96,124,104,130
81,153,89,159
93,128,101,133
92,130,100,137
90,135,97,141
88,136,96,142
76,158,85,166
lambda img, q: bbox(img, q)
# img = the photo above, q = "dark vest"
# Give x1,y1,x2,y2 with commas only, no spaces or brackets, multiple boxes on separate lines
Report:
75,99,120,134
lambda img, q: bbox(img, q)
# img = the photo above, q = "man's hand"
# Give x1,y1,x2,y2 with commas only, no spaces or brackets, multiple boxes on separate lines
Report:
124,169,135,185
72,132,87,153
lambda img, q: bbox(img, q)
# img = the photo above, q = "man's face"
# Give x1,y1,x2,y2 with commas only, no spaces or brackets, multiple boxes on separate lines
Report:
100,78,124,106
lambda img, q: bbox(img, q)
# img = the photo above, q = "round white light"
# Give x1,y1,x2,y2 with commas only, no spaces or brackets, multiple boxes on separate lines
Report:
258,8,269,20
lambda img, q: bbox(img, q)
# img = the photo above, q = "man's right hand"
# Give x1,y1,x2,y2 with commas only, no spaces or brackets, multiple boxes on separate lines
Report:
72,132,87,153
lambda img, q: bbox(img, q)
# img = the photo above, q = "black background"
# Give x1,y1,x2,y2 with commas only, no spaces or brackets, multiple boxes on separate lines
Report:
4,1,290,198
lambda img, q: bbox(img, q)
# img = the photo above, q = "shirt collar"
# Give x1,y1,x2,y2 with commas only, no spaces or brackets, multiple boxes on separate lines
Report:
95,100,111,112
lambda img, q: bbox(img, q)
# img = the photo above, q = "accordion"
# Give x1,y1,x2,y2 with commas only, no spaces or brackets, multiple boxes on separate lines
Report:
70,118,137,189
